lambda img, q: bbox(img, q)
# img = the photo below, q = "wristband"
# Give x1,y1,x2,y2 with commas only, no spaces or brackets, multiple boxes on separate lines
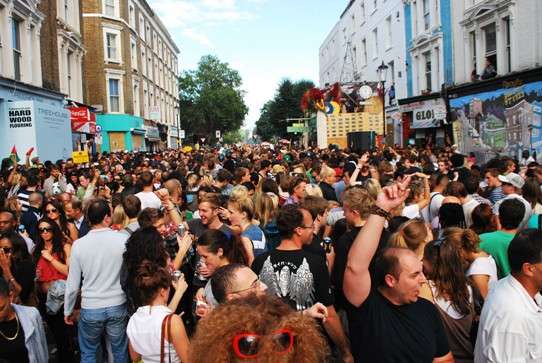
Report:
369,206,392,221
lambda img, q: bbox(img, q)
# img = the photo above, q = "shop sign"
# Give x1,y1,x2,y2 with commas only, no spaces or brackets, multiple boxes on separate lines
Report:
144,125,160,141
400,99,447,129
69,107,96,133
149,106,161,121
180,130,185,139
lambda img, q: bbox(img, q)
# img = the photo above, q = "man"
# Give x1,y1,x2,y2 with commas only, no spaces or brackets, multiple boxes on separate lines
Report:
135,171,161,209
474,229,542,362
187,193,232,238
213,169,233,196
252,205,353,362
343,176,454,362
0,210,34,253
484,168,505,205
427,173,449,222
77,169,100,202
445,181,479,227
20,192,43,242
301,196,329,260
450,153,471,184
120,195,141,236
64,198,129,363
65,198,90,238
284,176,307,206
258,159,271,181
480,198,525,278
43,164,68,198
17,169,39,212
464,175,492,206
492,172,532,228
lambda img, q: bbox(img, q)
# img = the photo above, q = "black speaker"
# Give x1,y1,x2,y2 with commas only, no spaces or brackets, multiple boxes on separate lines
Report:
347,131,375,153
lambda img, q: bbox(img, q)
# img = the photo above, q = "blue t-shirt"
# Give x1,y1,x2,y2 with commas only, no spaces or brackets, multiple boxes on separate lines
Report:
528,213,542,229
242,224,267,257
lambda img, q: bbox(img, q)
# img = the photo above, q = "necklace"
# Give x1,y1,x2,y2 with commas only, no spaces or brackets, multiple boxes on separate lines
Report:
0,313,20,341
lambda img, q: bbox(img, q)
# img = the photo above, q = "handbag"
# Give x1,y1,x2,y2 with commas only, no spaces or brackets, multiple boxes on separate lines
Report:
160,313,175,363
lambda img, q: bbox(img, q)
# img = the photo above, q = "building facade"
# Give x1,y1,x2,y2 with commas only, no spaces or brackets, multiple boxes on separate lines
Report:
319,0,408,144
82,0,180,152
0,0,72,162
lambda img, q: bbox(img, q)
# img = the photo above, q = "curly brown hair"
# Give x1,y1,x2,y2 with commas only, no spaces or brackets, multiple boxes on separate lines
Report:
190,294,330,363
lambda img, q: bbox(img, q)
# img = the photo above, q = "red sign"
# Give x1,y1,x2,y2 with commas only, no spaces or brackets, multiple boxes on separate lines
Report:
68,107,96,133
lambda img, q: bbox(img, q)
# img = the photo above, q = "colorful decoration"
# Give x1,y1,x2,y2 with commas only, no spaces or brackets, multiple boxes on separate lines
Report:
301,88,325,113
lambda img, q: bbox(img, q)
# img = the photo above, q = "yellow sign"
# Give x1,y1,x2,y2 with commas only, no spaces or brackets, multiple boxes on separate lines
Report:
72,151,89,164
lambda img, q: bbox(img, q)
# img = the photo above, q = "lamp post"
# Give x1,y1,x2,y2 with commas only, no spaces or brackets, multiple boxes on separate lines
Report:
377,61,389,140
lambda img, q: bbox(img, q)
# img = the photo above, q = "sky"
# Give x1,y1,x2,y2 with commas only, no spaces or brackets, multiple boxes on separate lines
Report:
147,0,345,131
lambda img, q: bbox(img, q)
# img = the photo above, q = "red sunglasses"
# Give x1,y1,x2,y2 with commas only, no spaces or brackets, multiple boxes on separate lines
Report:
232,329,295,359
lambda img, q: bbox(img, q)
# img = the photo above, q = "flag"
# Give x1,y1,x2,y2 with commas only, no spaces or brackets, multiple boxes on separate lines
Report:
9,145,20,166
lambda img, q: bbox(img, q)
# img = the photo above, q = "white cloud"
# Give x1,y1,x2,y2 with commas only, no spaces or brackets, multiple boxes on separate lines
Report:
181,28,214,47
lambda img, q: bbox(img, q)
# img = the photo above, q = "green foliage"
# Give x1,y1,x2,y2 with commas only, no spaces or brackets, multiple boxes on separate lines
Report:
255,79,314,141
222,130,245,145
179,55,248,138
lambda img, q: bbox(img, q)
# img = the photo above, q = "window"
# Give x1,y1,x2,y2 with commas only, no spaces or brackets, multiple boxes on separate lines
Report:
104,0,116,17
424,51,432,92
148,54,153,80
388,60,395,84
504,17,511,73
67,51,73,95
108,78,121,112
470,31,477,74
133,81,140,116
360,1,365,22
385,16,392,49
130,38,137,70
146,24,151,44
143,87,148,118
128,3,135,27
12,18,21,81
372,28,378,58
484,23,497,71
141,46,146,75
104,31,120,62
423,0,430,30
373,0,377,11
139,15,145,39
64,0,69,21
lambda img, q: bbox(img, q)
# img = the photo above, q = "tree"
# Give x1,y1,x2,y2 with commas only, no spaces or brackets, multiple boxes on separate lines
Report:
255,79,314,140
179,55,248,139
222,130,245,145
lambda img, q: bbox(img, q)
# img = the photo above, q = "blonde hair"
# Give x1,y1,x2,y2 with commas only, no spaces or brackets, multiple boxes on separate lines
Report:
228,197,255,221
111,204,129,228
388,219,429,255
341,187,374,219
230,185,249,201
305,184,323,198
442,227,481,254
319,165,335,181
254,192,278,226
364,178,382,200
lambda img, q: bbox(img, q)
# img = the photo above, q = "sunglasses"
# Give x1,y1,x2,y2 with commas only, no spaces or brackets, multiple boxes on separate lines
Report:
0,247,13,254
38,227,53,233
46,208,58,214
233,329,295,359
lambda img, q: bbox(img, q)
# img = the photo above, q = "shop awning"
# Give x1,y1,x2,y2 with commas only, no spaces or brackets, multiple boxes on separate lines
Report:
130,128,146,135
144,125,161,141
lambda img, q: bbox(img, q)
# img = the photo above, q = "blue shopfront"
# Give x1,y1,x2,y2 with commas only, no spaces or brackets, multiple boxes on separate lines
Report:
96,114,146,152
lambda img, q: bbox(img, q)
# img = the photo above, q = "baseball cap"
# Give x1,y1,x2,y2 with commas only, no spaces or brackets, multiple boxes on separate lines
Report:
498,173,524,189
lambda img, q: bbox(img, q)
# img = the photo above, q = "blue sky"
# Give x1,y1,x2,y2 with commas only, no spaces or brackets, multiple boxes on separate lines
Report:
148,0,345,130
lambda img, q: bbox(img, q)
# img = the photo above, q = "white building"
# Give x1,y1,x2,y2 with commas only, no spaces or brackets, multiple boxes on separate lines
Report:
319,0,408,104
452,0,542,84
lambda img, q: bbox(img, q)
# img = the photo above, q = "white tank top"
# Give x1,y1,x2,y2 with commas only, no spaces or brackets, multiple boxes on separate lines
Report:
127,305,181,363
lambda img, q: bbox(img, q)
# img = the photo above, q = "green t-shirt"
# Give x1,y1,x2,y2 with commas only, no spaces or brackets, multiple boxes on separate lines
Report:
479,230,515,278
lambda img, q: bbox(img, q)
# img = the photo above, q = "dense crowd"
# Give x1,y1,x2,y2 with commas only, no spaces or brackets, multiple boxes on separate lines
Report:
0,143,541,363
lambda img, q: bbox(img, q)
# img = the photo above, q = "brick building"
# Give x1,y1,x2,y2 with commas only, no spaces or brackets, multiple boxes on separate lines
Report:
82,0,180,152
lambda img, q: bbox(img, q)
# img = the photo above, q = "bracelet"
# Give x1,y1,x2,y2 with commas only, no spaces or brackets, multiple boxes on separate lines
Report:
369,206,392,221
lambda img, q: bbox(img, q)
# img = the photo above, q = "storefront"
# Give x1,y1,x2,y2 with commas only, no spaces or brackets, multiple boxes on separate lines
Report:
144,120,161,152
68,104,97,153
398,94,449,148
0,77,71,162
447,67,542,163
96,114,146,152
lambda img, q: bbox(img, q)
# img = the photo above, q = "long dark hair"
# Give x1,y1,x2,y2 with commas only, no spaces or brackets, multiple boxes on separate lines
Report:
43,199,70,237
0,231,31,264
196,229,246,265
33,217,66,263
424,233,472,316
522,177,542,209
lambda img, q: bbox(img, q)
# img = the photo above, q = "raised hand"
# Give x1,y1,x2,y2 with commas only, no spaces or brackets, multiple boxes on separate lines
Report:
375,175,412,212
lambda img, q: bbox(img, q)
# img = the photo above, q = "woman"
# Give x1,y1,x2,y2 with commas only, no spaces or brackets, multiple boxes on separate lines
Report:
42,200,78,243
254,192,280,251
127,262,190,363
227,197,266,266
4,196,23,221
470,204,497,235
111,204,129,231
401,174,430,219
423,237,475,363
195,229,246,310
388,218,433,260
522,177,542,214
0,232,35,305
33,217,73,362
0,277,48,363
446,228,497,299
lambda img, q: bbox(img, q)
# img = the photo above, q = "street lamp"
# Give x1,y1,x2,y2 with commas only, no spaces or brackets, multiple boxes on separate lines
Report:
377,61,389,140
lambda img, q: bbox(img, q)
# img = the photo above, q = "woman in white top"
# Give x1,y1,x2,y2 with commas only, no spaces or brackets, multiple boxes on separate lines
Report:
445,227,498,299
127,262,189,363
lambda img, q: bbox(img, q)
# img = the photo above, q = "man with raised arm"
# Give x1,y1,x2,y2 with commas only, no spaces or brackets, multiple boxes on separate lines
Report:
343,176,454,363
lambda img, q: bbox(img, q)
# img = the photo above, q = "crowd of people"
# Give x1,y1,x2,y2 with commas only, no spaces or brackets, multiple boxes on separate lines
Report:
0,143,541,363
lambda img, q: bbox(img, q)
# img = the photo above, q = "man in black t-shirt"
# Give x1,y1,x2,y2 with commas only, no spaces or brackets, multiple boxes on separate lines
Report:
252,205,353,363
343,177,453,363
